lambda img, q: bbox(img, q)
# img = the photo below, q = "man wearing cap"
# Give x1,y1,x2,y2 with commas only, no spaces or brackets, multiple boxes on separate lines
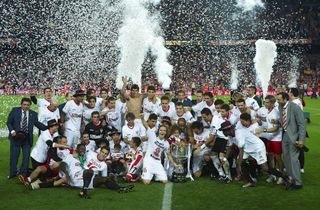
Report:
61,90,85,148
29,119,60,169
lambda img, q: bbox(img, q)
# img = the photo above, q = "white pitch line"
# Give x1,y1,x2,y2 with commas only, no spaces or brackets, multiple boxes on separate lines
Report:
162,182,173,210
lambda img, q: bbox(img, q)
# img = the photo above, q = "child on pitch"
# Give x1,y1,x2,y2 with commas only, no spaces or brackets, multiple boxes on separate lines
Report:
126,137,144,182
165,125,184,177
110,143,126,177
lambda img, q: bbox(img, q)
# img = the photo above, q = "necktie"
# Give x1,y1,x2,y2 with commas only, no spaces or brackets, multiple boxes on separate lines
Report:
21,111,28,132
282,108,287,130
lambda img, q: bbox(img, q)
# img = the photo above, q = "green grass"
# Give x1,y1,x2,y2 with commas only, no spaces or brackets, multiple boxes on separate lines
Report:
0,95,319,210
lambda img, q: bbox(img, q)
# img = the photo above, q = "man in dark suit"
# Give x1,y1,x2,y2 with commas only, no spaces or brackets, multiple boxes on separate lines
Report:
276,92,306,189
172,89,193,108
6,97,47,178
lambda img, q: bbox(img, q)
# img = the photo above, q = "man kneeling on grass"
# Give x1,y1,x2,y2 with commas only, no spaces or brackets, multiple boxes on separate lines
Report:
219,121,291,188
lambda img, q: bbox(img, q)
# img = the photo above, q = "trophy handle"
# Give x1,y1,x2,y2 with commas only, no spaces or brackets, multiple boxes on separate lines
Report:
187,143,194,181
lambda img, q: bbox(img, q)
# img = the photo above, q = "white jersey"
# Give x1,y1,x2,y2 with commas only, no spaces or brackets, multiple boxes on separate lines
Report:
193,101,203,118
204,116,228,140
84,140,97,152
63,100,84,131
37,98,51,108
85,151,108,176
192,101,216,116
31,130,58,163
122,123,147,142
256,106,268,128
234,128,265,153
145,132,169,161
37,98,51,117
116,99,127,115
38,107,60,126
222,111,238,125
95,97,103,111
49,147,73,165
157,105,176,119
109,140,128,154
172,111,195,124
292,98,303,110
264,107,282,141
103,107,122,132
193,128,210,144
143,97,161,121
56,148,73,160
64,155,86,188
232,107,256,121
83,106,99,125
236,121,260,135
111,151,125,160
246,97,260,111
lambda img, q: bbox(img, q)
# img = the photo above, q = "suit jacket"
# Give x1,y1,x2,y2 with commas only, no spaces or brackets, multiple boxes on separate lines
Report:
6,107,47,144
172,98,193,107
279,101,306,142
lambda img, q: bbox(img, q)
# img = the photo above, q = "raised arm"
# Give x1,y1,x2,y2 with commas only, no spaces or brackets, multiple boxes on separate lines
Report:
120,76,130,101
30,95,38,105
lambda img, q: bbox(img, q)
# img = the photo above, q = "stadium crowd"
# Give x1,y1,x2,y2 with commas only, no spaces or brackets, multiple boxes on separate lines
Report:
0,0,318,199
1,0,320,93
7,82,307,198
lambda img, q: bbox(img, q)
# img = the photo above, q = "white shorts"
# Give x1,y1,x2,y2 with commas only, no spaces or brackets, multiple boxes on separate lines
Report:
243,149,267,165
142,157,167,181
192,147,211,173
64,129,81,148
70,173,94,189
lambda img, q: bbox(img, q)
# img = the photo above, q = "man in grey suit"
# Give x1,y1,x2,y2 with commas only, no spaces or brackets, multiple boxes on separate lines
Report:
276,92,306,189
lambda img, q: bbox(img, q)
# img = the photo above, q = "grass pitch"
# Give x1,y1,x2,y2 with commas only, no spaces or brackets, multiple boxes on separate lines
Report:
0,95,319,210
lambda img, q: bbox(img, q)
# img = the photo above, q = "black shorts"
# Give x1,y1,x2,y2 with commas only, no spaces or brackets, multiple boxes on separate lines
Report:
212,138,228,154
31,157,44,170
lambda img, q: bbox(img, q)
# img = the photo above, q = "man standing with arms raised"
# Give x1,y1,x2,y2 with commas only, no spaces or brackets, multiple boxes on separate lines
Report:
121,76,144,119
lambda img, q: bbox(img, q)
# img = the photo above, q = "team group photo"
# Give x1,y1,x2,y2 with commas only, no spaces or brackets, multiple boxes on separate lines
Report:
1,0,320,210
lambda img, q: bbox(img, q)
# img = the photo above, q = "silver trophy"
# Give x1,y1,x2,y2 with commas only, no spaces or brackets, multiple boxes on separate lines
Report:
171,142,194,182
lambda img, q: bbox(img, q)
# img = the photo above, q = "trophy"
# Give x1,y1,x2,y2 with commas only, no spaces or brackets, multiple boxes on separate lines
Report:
170,142,194,182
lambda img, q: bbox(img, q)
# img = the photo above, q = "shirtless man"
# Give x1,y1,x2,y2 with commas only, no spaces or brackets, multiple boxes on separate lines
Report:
121,76,144,118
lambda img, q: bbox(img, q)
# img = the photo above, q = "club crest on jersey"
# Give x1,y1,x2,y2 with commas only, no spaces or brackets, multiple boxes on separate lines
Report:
87,160,101,169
